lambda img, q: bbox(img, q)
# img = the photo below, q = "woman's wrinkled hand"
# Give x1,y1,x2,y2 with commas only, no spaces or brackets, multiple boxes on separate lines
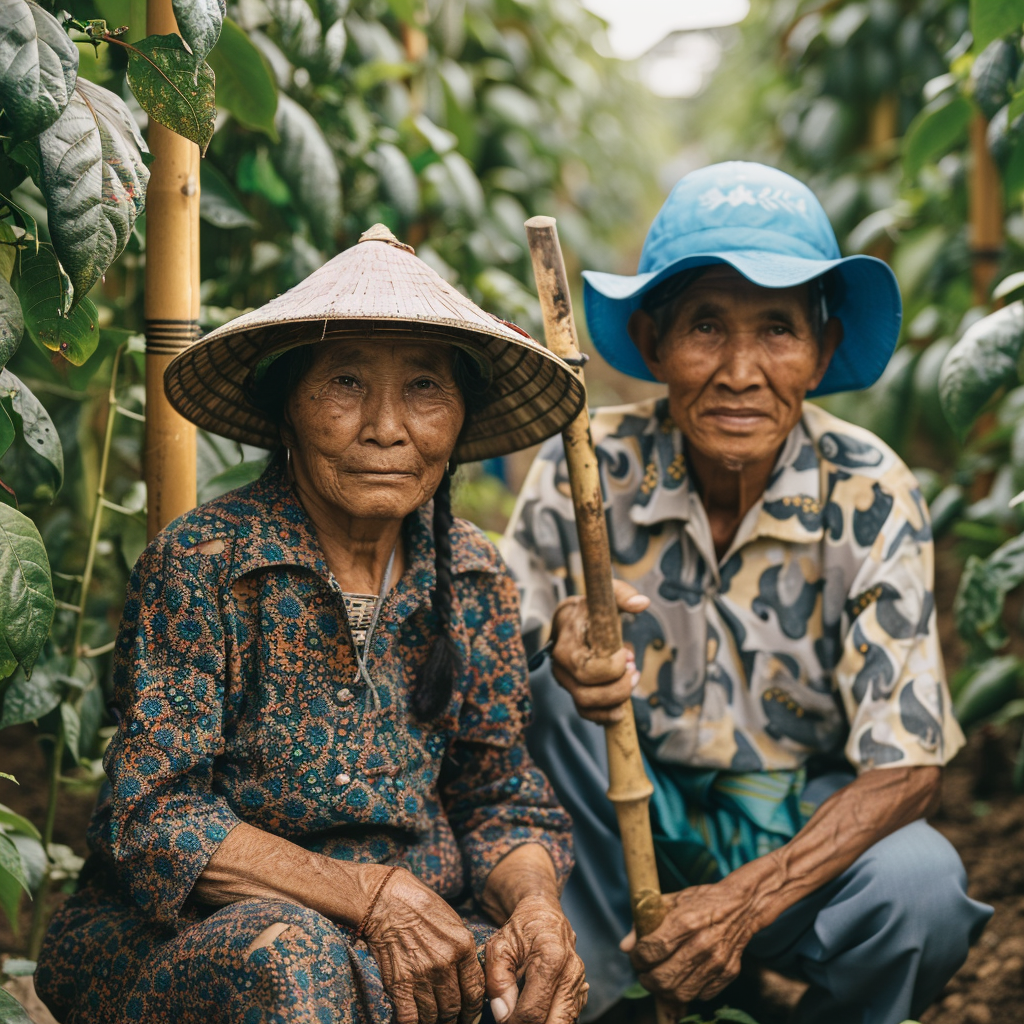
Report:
551,580,650,724
362,867,485,1024
619,883,755,1006
485,894,587,1024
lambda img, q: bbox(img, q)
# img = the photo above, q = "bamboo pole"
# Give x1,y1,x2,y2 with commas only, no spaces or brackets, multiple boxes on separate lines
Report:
970,113,1003,305
525,217,674,1024
144,0,199,539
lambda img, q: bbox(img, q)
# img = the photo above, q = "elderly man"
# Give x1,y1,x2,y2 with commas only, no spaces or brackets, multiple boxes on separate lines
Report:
502,162,991,1024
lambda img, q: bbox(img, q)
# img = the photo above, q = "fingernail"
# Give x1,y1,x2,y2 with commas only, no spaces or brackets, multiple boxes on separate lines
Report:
631,671,641,686
491,998,509,1022
472,1015,482,1024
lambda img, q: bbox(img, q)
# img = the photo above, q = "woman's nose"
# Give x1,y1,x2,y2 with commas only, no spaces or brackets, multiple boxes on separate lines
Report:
360,390,408,445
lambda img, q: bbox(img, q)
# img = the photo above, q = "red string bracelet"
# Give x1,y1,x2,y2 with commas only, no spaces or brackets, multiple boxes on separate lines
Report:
356,865,400,940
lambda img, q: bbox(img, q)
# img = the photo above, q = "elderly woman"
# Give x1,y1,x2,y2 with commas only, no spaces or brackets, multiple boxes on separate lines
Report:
35,226,588,1024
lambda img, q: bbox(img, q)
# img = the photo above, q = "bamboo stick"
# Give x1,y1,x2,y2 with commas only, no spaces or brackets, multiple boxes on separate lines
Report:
970,113,1003,305
144,0,199,539
525,216,674,1024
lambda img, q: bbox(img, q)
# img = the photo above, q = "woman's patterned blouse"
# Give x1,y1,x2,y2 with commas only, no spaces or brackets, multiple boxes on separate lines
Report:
87,459,573,929
503,398,965,774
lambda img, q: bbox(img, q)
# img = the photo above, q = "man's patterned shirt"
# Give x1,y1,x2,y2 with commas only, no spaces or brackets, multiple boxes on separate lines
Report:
502,398,965,774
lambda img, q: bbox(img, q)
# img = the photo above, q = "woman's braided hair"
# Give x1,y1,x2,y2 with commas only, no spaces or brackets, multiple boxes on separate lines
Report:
251,340,491,721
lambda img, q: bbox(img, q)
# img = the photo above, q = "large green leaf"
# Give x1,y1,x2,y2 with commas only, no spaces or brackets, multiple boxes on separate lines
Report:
0,275,23,367
939,303,1024,439
207,18,278,140
971,0,1024,52
0,368,63,488
124,33,216,155
0,663,61,727
0,832,29,935
903,94,973,178
954,655,1023,728
13,246,100,365
0,502,52,678
0,804,40,839
172,0,224,63
272,94,340,248
37,78,149,307
0,0,79,142
199,160,256,228
971,39,1017,120
374,141,419,217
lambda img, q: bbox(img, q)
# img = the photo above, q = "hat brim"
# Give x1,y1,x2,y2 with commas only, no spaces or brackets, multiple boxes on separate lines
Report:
164,317,586,463
582,250,901,396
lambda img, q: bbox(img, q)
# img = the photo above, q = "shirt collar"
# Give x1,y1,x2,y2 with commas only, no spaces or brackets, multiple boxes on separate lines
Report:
626,404,824,546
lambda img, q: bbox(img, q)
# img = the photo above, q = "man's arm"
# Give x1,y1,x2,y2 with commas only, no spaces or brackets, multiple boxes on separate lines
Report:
624,765,940,1005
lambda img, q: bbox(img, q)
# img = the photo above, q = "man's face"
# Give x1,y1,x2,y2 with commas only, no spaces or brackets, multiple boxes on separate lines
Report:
629,265,841,471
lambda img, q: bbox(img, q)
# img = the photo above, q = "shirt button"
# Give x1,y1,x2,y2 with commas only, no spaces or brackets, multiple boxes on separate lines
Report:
334,687,353,704
334,772,351,785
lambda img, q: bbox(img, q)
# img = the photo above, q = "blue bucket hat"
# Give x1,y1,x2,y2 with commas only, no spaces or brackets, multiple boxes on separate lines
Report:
582,161,902,395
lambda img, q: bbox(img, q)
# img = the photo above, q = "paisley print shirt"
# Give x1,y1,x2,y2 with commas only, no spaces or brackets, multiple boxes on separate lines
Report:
88,460,572,928
503,398,965,774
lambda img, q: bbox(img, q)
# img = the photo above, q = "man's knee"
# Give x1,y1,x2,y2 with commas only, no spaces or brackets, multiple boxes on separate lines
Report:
849,821,989,966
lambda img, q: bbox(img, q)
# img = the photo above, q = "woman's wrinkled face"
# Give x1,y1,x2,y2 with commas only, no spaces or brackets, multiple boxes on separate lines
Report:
281,340,465,521
630,266,841,471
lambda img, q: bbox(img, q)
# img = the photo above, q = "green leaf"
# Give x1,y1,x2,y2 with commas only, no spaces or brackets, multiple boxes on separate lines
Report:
955,555,1006,649
939,303,1024,439
0,803,40,839
272,94,340,248
0,0,79,142
13,246,100,365
993,270,1024,301
60,701,80,762
971,0,1024,52
0,772,16,783
0,368,63,489
199,158,255,229
0,986,34,1023
0,221,19,283
207,17,278,140
37,78,149,306
0,664,61,727
124,33,216,155
903,94,973,178
198,456,267,502
971,39,1017,120
954,655,1022,727
0,503,53,679
714,1011,761,1024
374,141,419,217
172,0,224,64
0,275,24,367
0,832,29,898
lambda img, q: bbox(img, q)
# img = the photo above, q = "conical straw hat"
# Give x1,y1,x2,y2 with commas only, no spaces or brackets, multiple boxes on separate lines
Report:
164,224,586,462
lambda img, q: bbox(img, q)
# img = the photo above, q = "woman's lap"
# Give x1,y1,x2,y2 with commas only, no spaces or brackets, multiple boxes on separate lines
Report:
36,887,392,1024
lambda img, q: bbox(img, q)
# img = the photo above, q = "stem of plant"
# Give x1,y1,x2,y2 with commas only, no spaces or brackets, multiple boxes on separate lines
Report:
25,346,127,961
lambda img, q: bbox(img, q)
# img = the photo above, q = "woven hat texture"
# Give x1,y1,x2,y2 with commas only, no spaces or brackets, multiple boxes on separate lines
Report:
164,224,585,462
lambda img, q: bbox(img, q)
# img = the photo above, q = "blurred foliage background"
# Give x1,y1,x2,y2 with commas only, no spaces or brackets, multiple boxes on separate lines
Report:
10,0,1024,1004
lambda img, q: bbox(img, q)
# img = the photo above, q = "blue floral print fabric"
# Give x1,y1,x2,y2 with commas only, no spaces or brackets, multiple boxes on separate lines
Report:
503,398,965,774
35,457,572,1023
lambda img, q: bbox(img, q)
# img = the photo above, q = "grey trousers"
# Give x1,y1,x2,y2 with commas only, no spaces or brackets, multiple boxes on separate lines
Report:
526,664,994,1024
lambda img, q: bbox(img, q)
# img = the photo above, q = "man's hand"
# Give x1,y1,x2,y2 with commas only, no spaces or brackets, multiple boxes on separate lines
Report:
363,867,485,1024
620,883,753,1006
485,894,587,1024
550,580,650,724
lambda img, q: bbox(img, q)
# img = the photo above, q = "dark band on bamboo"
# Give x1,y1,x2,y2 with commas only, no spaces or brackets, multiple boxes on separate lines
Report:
145,319,201,356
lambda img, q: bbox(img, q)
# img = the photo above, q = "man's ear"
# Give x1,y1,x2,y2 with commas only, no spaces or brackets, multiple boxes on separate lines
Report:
628,309,669,383
808,316,843,391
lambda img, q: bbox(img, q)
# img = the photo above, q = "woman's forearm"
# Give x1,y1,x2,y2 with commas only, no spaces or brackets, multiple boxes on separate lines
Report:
725,765,941,933
194,821,391,927
479,843,562,925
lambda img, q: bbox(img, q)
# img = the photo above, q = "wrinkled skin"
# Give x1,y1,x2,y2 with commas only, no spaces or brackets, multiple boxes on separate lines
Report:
193,340,584,1023
548,271,941,1009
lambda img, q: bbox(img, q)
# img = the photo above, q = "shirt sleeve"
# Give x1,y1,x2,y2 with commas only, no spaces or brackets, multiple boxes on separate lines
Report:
500,439,578,656
440,568,574,901
835,469,966,772
100,537,241,926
